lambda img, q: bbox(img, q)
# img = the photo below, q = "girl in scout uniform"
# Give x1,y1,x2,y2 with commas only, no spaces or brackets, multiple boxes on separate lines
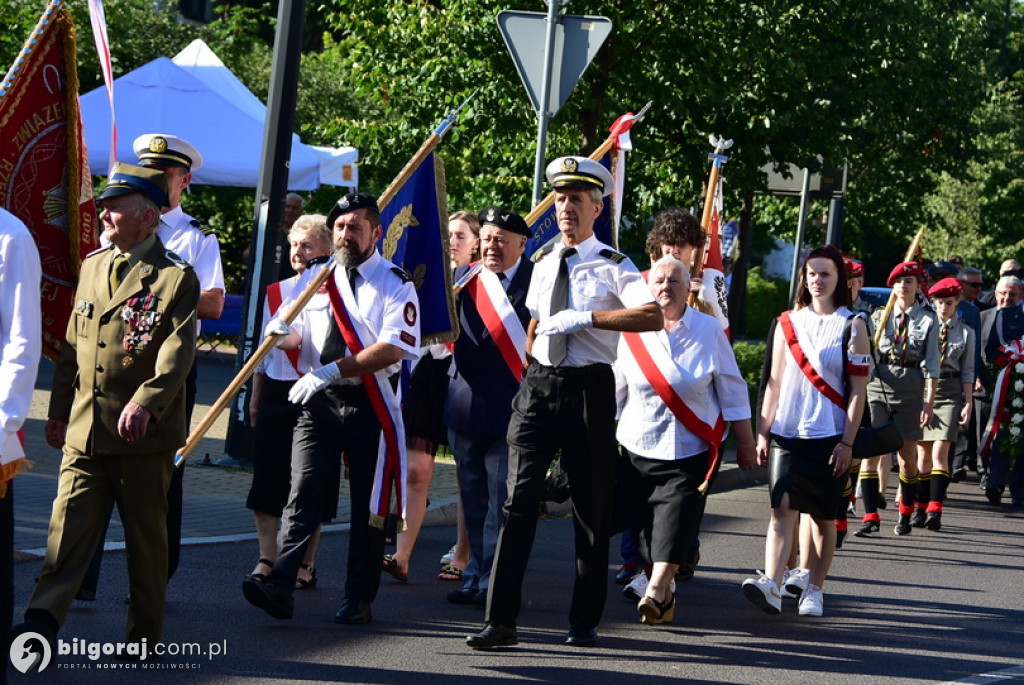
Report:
915,277,975,531
856,262,940,538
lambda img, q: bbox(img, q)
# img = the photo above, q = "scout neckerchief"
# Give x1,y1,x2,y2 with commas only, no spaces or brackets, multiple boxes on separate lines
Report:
621,328,726,494
459,264,527,383
980,338,1024,459
323,267,407,528
266,278,302,375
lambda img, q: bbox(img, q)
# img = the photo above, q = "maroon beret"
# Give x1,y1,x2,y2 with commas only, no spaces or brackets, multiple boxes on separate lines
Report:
928,276,962,299
886,261,925,287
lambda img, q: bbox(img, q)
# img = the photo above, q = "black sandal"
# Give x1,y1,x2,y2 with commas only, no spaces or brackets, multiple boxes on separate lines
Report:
295,563,318,590
249,558,274,582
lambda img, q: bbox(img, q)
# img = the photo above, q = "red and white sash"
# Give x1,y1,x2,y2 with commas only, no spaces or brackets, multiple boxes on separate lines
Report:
622,330,726,492
324,269,407,527
266,279,302,375
461,266,527,383
980,339,1024,458
779,311,848,410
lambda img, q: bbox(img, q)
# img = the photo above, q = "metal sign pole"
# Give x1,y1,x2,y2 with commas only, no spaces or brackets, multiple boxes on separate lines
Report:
531,0,565,206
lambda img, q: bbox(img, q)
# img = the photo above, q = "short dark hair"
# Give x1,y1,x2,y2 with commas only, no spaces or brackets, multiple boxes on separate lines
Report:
794,244,851,310
645,208,704,262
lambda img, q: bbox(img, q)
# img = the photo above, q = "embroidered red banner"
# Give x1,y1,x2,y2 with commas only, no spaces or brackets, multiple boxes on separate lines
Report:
266,281,302,374
0,4,98,362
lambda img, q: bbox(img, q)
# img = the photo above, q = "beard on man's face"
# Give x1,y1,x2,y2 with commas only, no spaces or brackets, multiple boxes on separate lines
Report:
335,241,371,268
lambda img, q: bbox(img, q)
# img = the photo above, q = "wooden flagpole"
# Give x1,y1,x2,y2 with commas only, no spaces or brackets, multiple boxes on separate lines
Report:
872,225,927,349
174,92,477,467
688,135,733,306
523,101,652,227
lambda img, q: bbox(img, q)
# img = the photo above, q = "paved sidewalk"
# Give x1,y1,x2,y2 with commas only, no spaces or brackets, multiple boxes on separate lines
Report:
13,349,761,555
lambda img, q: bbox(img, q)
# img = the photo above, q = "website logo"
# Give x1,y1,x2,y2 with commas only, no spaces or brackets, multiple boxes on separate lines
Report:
10,631,52,674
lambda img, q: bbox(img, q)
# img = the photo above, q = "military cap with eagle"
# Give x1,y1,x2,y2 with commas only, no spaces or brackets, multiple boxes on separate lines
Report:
545,156,615,197
478,206,530,237
133,133,204,171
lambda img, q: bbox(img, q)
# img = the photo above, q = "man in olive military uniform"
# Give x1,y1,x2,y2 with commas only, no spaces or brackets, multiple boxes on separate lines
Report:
12,163,199,652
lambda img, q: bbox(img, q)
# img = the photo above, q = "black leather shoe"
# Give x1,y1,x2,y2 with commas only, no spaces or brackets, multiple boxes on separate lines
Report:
986,487,1003,505
242,575,294,620
12,609,59,654
334,599,373,624
565,626,597,646
447,588,478,605
910,510,927,528
472,589,488,607
677,551,700,582
466,622,517,649
925,512,942,531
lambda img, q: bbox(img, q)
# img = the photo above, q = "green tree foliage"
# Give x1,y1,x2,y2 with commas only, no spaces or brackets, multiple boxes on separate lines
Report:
3,0,1022,296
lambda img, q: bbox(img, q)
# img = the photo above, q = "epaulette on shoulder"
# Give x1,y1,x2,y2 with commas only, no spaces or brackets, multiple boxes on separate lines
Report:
390,266,412,283
533,243,557,262
598,248,626,264
189,218,216,237
85,244,113,259
165,250,193,269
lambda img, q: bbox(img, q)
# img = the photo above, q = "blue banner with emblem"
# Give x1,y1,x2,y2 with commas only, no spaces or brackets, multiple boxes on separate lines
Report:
525,153,616,257
377,153,456,345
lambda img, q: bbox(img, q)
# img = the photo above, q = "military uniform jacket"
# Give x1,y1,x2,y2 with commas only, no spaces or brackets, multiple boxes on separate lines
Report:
49,235,200,456
444,259,534,438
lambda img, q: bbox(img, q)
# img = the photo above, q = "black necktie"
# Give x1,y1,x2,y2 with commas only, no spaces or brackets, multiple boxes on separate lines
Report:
320,268,359,366
547,247,577,366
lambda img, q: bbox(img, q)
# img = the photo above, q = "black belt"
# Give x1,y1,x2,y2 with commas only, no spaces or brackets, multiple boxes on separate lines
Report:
938,371,961,380
880,359,920,369
532,361,611,378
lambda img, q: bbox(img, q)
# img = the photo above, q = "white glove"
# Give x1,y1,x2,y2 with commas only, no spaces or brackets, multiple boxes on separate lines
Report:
288,364,343,405
263,317,293,347
536,310,593,336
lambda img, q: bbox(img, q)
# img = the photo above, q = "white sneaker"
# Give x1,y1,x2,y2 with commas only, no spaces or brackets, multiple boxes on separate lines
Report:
623,570,648,601
741,573,782,614
782,567,810,599
798,584,824,616
623,571,675,602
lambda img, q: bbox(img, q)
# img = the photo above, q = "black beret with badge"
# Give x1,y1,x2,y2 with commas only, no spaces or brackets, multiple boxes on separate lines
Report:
327,192,380,229
133,133,203,171
545,156,615,197
98,162,170,208
478,206,530,237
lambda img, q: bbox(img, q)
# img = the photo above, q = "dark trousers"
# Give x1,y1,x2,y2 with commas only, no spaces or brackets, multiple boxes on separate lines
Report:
449,427,509,593
79,362,195,596
272,385,383,603
486,363,617,630
2,486,13,685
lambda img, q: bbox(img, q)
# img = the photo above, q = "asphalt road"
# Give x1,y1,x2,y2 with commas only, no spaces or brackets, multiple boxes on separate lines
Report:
8,475,1024,684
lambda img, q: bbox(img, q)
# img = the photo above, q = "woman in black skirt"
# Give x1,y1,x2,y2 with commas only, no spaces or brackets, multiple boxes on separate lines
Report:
742,245,869,617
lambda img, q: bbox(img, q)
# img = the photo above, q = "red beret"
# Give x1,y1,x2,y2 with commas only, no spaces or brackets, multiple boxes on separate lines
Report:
843,258,864,277
887,261,926,287
928,276,962,299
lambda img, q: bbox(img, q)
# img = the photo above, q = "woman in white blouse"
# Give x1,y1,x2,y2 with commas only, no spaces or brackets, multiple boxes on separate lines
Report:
615,256,756,625
743,245,869,617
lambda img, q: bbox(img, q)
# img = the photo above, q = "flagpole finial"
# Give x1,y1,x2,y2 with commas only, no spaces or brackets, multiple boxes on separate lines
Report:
708,134,734,151
434,88,480,138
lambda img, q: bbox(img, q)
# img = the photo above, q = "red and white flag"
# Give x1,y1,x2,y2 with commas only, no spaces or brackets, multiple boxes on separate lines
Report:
699,176,731,339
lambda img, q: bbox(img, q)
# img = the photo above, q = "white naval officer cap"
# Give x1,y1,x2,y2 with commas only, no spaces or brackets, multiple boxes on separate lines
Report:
545,156,614,197
133,133,204,172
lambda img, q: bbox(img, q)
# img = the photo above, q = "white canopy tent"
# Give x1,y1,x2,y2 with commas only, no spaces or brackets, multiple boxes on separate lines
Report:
80,39,358,190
